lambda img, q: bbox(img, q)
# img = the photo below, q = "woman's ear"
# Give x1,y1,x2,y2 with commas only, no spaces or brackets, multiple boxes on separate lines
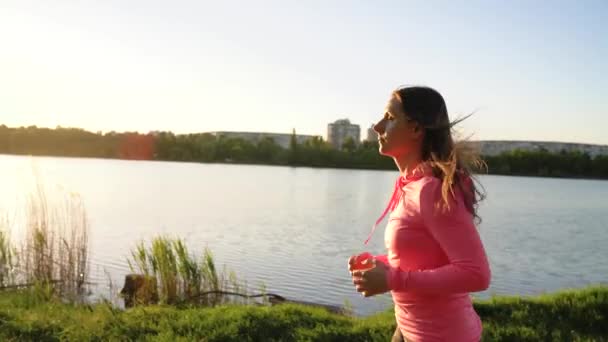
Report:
411,123,424,139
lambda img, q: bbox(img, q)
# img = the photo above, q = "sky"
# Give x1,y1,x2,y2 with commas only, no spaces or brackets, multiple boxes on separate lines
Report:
1,0,607,144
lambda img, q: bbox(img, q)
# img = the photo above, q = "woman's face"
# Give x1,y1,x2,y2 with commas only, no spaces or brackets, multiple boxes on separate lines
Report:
373,96,423,159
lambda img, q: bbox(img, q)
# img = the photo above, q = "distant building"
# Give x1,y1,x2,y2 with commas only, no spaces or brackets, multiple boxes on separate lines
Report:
208,131,320,149
327,119,360,149
366,124,378,142
474,140,608,158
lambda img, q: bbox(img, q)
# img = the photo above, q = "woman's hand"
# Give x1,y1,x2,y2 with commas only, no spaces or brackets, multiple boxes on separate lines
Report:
348,256,390,297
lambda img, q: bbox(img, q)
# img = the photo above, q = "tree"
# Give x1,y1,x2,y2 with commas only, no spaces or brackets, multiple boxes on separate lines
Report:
256,137,282,163
341,136,356,153
288,128,299,165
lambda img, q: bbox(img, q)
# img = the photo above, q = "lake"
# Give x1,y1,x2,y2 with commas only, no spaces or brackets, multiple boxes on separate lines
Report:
1,154,607,316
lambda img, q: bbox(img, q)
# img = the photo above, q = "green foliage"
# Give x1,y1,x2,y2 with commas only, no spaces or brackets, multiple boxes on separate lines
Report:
484,149,608,179
475,286,608,341
127,236,245,306
288,128,299,165
9,177,90,300
2,125,608,178
0,286,606,341
151,129,394,170
151,237,179,304
0,222,15,287
341,136,356,152
0,125,121,158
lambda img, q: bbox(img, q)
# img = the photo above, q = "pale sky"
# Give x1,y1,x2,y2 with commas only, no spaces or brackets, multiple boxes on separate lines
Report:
1,1,606,144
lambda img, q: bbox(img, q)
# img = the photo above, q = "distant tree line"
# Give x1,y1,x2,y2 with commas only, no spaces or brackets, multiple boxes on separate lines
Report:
0,125,154,160
484,148,608,179
1,125,607,179
153,131,394,169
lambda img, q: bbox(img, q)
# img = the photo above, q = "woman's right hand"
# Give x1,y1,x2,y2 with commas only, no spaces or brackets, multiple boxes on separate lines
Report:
348,254,390,297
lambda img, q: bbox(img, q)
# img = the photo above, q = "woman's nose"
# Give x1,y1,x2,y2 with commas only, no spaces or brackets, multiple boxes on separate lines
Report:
373,121,384,134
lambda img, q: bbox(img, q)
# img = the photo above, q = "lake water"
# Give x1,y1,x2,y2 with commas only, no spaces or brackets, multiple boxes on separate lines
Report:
1,154,607,316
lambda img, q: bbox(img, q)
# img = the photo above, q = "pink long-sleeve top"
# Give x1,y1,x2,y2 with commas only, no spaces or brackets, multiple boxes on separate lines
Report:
373,167,491,342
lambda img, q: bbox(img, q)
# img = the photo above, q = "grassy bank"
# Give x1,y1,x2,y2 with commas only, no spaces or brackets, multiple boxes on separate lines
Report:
0,286,606,341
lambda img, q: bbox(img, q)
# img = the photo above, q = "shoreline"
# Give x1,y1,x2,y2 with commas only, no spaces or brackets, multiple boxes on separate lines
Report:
2,153,607,181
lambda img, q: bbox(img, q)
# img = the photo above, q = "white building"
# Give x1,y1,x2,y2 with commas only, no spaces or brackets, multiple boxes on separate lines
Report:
474,140,608,158
327,119,360,149
366,124,378,142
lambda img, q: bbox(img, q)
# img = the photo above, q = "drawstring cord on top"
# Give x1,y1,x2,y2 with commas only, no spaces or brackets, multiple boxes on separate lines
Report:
364,173,425,245
363,165,473,245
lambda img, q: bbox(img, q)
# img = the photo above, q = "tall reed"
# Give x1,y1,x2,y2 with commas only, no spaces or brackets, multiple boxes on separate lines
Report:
21,175,90,300
127,236,247,306
0,217,16,287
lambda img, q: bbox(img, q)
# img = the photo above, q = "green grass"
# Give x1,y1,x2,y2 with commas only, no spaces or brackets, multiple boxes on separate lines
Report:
0,286,605,341
477,286,608,341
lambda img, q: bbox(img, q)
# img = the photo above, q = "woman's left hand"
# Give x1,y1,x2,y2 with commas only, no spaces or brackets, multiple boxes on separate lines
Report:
351,262,390,297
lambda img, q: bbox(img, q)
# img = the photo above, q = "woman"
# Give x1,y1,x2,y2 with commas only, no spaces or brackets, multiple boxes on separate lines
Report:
349,86,491,341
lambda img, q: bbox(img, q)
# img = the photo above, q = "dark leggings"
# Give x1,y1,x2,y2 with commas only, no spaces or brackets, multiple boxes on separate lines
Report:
392,328,481,341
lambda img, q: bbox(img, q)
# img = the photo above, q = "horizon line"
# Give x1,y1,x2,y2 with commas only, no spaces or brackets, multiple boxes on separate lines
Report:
2,123,607,148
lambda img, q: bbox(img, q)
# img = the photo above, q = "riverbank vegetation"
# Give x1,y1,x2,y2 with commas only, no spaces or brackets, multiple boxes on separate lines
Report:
2,125,607,179
0,285,606,341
